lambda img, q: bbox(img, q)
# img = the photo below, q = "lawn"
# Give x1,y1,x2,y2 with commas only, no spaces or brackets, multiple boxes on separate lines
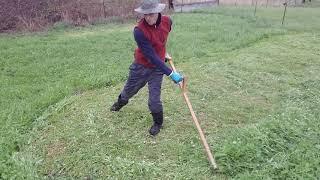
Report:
1,5,320,179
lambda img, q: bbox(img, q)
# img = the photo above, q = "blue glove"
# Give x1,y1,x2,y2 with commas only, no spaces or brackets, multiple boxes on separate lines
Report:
169,71,183,84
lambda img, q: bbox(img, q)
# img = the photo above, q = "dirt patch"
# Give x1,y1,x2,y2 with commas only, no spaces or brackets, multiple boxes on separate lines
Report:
46,140,67,158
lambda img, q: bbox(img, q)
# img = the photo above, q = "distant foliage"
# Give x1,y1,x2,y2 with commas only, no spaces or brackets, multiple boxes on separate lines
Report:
0,0,170,32
0,0,50,32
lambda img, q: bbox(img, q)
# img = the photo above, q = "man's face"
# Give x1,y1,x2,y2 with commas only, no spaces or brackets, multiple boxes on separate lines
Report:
144,13,158,25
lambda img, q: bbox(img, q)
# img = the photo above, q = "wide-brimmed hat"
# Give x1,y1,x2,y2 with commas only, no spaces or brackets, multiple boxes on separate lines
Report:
134,0,166,14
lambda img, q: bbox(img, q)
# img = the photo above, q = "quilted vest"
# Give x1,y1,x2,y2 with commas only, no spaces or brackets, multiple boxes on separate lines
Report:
134,15,171,68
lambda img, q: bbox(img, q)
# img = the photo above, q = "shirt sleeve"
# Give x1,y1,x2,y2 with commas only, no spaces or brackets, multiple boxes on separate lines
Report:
133,27,172,76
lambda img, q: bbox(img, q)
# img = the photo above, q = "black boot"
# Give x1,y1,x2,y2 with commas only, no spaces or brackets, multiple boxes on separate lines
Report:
149,111,163,136
110,95,128,111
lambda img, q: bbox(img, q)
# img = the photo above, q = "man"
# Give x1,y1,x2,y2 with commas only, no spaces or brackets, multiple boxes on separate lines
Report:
110,0,183,136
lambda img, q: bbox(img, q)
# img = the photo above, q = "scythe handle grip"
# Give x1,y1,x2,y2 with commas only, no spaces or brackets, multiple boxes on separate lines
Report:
167,58,177,72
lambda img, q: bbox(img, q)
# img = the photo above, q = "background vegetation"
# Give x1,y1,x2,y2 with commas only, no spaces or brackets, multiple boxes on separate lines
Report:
0,0,142,32
1,1,320,179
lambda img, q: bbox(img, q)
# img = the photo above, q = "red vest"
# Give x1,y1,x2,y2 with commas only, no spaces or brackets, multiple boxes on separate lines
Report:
134,15,171,68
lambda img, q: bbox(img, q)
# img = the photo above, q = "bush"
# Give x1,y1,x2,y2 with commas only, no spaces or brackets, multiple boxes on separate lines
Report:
0,0,170,32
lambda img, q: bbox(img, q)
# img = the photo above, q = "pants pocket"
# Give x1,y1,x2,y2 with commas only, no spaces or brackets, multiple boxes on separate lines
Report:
129,63,148,77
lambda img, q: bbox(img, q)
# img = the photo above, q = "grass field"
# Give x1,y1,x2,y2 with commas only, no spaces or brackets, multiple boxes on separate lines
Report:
1,4,320,179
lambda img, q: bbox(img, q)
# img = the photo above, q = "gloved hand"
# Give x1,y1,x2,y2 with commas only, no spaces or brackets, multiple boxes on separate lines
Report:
169,71,183,84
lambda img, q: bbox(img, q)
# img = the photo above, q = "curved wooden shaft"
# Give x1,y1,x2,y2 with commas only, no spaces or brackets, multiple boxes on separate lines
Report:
167,58,218,170
183,92,218,169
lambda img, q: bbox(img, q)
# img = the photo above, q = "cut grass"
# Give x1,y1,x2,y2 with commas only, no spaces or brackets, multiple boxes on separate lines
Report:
1,5,320,179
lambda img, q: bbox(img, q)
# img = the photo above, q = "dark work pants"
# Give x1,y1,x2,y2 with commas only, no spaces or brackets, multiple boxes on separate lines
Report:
119,63,164,113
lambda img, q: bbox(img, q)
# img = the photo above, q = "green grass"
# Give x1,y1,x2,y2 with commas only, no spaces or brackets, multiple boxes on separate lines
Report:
1,5,320,179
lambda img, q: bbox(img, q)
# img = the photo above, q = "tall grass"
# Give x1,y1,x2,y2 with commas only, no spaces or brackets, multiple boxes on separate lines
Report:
1,5,320,178
0,23,134,177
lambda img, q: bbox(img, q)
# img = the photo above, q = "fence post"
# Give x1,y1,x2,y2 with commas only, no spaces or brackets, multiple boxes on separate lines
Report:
102,0,106,18
254,0,258,16
282,2,288,25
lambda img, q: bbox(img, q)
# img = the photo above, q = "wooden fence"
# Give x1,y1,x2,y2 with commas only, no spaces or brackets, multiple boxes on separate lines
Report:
219,0,302,6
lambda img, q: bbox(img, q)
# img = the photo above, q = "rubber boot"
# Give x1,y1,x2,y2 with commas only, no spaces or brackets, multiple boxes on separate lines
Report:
149,111,163,136
110,95,128,111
